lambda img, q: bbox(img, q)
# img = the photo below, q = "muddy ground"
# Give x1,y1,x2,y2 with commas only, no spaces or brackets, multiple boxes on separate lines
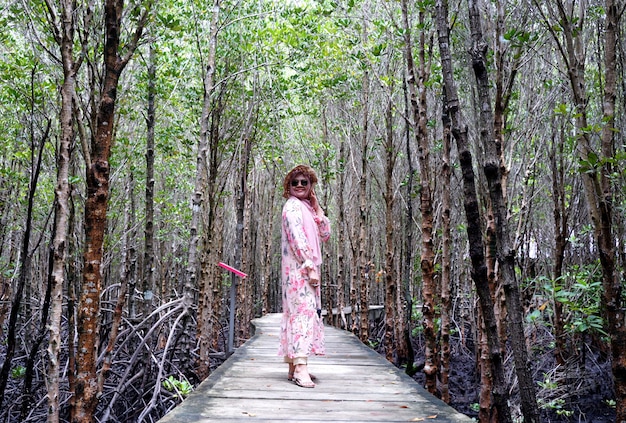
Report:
375,328,617,422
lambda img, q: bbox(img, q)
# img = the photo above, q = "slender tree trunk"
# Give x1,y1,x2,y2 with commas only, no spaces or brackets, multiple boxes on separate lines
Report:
435,0,512,420
476,307,494,422
599,1,624,418
358,69,370,343
337,140,347,329
73,2,149,421
550,121,569,366
143,42,156,314
209,210,225,351
67,189,78,421
207,91,226,352
318,109,335,325
467,1,539,421
383,96,396,363
402,76,416,374
493,0,517,199
235,99,255,345
42,1,82,420
402,0,437,394
191,0,221,377
20,120,51,420
262,181,276,315
22,218,54,421
440,85,452,404
0,277,9,341
0,118,48,410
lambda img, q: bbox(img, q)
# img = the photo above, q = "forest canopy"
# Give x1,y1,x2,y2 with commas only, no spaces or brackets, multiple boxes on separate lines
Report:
0,0,624,422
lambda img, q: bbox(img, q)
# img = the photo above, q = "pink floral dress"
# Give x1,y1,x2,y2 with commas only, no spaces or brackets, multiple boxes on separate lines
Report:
278,197,331,360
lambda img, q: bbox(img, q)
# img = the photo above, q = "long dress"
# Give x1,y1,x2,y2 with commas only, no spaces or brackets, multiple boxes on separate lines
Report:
278,196,331,359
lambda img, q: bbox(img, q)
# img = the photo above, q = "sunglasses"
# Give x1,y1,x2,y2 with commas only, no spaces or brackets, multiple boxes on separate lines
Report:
291,179,309,187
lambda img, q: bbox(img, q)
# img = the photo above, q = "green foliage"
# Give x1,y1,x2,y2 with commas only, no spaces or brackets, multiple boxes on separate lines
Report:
11,365,26,379
538,398,573,417
604,399,616,408
162,376,192,396
536,262,607,337
366,339,379,348
537,373,558,390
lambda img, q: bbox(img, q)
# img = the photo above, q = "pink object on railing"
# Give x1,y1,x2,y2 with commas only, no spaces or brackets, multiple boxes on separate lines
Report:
218,262,247,278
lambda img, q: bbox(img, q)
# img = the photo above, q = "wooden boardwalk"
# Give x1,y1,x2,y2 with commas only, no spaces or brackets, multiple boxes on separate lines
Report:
158,313,473,423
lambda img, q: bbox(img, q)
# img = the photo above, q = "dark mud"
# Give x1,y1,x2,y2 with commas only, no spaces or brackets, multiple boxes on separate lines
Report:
372,325,616,422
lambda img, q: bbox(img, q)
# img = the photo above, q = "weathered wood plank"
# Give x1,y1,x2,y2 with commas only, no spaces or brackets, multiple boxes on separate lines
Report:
158,313,472,423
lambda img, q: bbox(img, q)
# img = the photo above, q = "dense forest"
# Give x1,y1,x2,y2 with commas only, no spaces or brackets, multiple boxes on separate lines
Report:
0,0,624,422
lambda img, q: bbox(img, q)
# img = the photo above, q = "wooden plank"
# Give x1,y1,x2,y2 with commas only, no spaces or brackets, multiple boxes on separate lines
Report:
158,314,472,423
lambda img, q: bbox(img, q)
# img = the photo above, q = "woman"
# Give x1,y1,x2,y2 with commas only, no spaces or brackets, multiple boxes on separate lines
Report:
278,165,331,388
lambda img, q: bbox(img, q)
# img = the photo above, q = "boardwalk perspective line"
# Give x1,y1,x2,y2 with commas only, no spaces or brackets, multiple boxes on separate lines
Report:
158,313,473,422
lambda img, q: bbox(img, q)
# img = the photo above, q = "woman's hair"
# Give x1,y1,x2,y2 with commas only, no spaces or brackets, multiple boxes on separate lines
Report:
282,164,318,199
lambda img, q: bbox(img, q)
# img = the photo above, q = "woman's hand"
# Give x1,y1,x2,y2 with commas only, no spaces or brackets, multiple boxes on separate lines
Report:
309,190,324,217
308,269,320,287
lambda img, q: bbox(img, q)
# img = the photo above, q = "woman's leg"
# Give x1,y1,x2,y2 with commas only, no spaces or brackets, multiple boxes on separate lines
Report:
292,357,315,388
284,357,296,380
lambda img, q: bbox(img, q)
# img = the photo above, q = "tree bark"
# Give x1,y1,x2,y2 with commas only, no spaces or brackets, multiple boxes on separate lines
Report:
143,42,156,315
356,15,371,341
383,94,396,364
37,1,84,420
235,98,255,345
337,139,347,330
435,0,512,420
599,1,624,419
358,68,370,343
207,90,226,352
262,181,276,315
440,86,452,404
72,1,149,421
192,0,221,378
550,121,569,366
467,1,539,421
402,75,416,374
402,0,438,395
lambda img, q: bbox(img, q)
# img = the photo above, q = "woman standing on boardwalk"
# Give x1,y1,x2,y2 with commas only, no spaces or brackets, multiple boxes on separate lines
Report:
278,164,331,388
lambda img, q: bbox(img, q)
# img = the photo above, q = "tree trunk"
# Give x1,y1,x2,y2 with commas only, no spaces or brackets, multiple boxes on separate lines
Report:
192,0,221,378
72,1,149,421
599,1,624,418
67,188,78,420
336,139,347,329
40,1,82,420
143,42,156,315
206,90,226,352
440,85,452,404
235,98,255,346
0,119,48,411
22,218,54,422
383,95,396,364
550,121,569,366
467,1,539,421
402,76,416,373
435,0,512,420
402,0,437,394
358,69,370,343
262,179,276,315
